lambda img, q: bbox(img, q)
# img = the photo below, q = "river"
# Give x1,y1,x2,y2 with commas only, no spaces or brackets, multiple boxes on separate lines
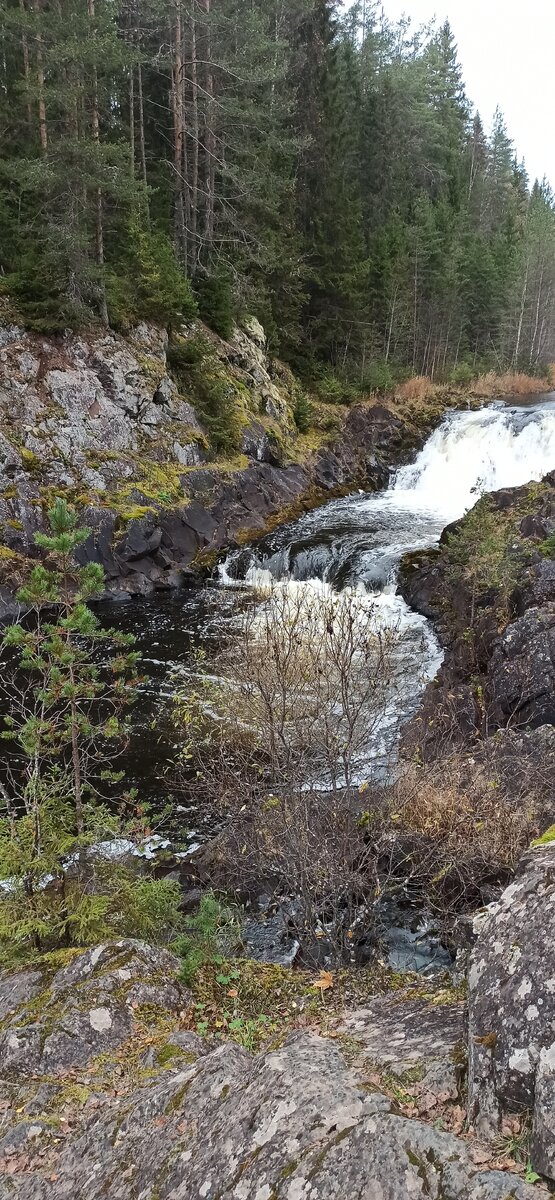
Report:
103,394,555,850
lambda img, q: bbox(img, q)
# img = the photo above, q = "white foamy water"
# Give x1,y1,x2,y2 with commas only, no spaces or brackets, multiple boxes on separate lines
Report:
219,397,555,779
393,402,555,520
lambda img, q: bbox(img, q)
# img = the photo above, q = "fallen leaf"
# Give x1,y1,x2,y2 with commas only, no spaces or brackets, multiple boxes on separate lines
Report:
470,1146,492,1165
310,970,334,992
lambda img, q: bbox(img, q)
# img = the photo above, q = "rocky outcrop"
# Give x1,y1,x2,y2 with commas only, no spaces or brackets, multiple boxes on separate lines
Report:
0,940,190,1081
0,946,545,1198
5,1035,545,1200
468,843,555,1180
400,472,555,755
0,319,419,610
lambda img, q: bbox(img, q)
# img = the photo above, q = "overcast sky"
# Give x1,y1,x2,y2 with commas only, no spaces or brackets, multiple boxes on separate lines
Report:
382,0,554,188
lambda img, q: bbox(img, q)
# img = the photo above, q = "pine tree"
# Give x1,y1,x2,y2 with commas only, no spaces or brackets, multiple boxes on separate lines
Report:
0,499,181,959
0,0,553,373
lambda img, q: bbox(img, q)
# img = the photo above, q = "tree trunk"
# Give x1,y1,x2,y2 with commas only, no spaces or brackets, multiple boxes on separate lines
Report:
190,0,199,268
172,0,187,264
137,63,148,207
19,0,33,126
33,0,48,155
129,60,135,178
88,0,109,324
200,0,215,251
513,257,529,369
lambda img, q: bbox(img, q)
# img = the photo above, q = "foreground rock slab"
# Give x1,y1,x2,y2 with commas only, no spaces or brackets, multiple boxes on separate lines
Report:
468,843,555,1179
338,994,465,1106
0,941,547,1197
0,1029,544,1198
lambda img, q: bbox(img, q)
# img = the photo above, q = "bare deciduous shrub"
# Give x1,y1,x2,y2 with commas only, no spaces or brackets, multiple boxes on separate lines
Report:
173,585,401,964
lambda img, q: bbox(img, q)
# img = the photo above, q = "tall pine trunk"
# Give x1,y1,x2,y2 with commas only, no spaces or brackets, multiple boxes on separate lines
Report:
172,0,187,265
88,0,108,324
200,0,215,251
33,0,48,155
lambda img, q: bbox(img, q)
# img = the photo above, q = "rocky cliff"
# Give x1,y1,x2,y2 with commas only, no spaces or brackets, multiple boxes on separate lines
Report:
0,317,417,615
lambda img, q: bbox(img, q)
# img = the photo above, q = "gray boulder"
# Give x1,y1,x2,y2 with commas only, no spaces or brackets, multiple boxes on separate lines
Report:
468,843,555,1178
0,940,189,1081
488,604,555,728
0,1032,544,1199
338,994,465,1103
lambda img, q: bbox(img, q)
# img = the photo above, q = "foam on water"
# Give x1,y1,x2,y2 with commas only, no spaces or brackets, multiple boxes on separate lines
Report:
393,402,555,519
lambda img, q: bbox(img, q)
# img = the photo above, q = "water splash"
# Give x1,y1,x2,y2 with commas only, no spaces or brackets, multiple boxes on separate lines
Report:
218,398,555,774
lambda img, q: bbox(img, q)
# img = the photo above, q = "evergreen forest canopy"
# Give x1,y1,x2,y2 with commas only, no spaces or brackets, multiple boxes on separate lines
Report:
1,0,554,384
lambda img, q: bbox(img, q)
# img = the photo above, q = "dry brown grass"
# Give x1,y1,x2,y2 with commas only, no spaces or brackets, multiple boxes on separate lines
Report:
393,763,534,867
394,376,443,404
392,368,553,412
383,747,546,914
472,370,552,398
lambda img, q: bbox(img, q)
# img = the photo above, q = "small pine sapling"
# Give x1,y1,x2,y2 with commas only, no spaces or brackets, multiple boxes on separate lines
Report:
0,498,181,960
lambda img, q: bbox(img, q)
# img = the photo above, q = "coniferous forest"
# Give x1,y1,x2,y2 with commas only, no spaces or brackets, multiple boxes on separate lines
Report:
1,0,555,383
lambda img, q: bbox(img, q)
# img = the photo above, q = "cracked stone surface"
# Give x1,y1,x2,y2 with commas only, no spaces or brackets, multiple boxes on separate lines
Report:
0,1032,545,1199
468,843,555,1179
0,940,190,1080
338,995,466,1103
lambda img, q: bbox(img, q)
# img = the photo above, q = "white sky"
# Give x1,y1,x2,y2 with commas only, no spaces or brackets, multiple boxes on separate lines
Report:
382,0,555,188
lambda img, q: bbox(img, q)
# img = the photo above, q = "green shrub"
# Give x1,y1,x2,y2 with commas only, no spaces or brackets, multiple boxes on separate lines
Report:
0,497,182,963
176,892,242,986
360,361,395,395
314,371,358,405
449,361,476,387
195,272,235,340
194,372,244,454
293,389,312,433
167,335,208,370
106,221,197,330
8,245,91,332
539,531,555,559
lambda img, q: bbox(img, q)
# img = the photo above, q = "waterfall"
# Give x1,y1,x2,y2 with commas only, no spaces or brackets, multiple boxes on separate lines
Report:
393,402,555,520
216,397,555,780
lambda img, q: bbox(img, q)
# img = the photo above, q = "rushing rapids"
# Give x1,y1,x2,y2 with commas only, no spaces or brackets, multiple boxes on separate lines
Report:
104,395,555,826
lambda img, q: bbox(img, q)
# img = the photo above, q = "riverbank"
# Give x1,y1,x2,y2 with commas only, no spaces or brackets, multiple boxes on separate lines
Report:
398,466,555,756
0,314,552,614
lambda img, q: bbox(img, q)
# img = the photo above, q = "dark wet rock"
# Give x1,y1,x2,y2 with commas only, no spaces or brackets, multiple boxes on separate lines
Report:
397,548,443,620
399,472,555,756
468,844,555,1179
487,604,555,727
0,313,441,604
528,557,555,605
116,515,164,561
0,940,190,1081
0,1032,543,1199
242,906,300,967
241,419,282,465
